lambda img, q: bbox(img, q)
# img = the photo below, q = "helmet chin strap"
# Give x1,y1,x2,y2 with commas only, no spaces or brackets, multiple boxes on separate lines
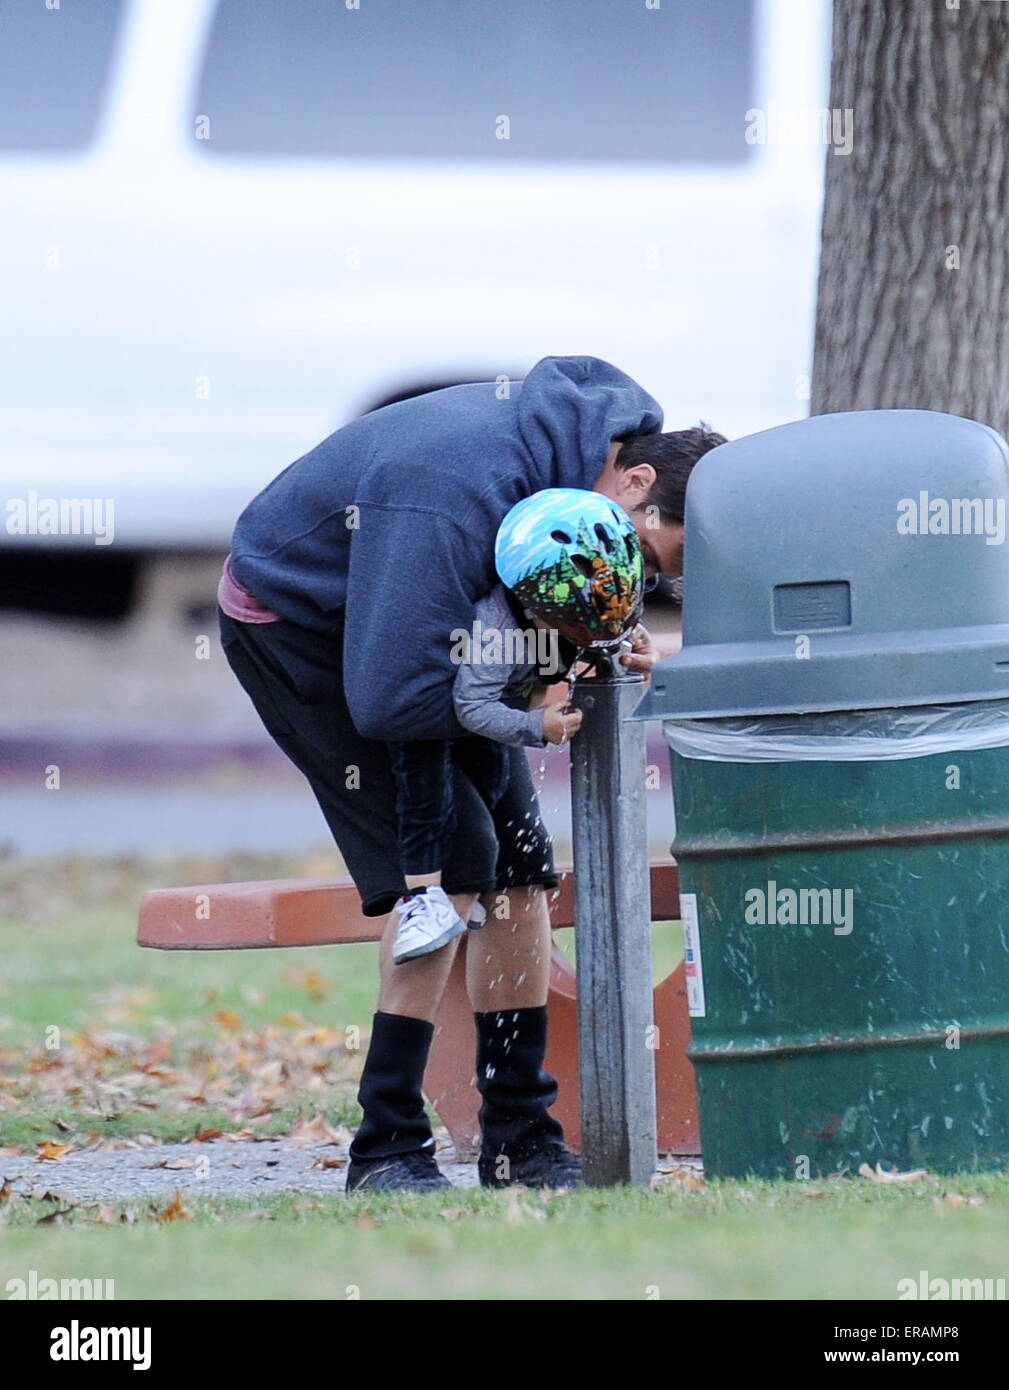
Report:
564,635,632,708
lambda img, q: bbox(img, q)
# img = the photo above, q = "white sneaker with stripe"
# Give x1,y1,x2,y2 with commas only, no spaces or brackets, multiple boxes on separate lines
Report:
391,886,469,964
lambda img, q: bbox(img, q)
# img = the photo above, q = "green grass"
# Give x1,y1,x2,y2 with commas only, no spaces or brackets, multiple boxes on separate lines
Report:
0,905,381,1049
2,1178,1008,1300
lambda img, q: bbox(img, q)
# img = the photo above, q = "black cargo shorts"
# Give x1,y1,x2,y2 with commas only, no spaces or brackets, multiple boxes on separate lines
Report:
218,608,558,917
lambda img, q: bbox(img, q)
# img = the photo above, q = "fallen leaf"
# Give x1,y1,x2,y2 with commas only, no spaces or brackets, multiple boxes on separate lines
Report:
251,1060,285,1085
26,1056,63,1074
287,1114,345,1146
137,1041,172,1070
653,1165,705,1191
310,1156,346,1170
36,1141,73,1162
937,1191,985,1208
143,1157,194,1171
157,1191,190,1223
191,1129,224,1143
438,1207,467,1221
213,1010,244,1033
281,967,329,1003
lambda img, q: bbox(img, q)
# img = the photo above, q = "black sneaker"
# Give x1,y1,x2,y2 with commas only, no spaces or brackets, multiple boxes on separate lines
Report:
345,1148,454,1194
478,1143,582,1190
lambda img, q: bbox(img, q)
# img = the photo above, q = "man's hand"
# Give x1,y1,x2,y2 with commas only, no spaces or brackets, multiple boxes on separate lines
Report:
543,706,583,745
618,622,658,677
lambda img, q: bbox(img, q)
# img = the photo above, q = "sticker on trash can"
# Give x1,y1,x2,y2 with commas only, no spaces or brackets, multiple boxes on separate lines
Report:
680,893,706,1018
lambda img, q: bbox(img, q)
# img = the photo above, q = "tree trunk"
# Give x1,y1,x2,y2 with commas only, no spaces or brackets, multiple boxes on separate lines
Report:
812,0,1009,438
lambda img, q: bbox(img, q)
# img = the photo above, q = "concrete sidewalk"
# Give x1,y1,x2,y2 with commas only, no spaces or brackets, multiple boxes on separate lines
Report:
1,1134,701,1204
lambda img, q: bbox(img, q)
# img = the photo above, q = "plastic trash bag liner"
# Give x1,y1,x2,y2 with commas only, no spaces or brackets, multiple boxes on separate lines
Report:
663,698,1009,763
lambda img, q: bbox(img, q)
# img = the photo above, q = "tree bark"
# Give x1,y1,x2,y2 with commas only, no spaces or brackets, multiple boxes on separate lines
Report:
812,0,1009,437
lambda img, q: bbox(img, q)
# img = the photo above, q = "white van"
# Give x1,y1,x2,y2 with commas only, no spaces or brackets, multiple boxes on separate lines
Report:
0,0,829,587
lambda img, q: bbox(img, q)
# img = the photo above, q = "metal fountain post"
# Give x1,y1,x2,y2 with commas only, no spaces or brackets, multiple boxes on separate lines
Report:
569,649,657,1186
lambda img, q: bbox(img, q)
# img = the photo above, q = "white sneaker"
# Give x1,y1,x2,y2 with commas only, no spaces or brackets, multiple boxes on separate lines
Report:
392,886,468,964
467,901,488,930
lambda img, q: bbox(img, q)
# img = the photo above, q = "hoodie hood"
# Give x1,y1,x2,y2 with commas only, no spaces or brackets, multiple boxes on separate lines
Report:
517,356,664,490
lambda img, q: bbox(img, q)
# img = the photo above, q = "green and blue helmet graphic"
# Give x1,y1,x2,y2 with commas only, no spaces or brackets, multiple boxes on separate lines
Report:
494,488,645,649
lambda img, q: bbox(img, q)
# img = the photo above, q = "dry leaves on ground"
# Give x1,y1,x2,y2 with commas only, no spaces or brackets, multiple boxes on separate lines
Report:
0,1016,360,1151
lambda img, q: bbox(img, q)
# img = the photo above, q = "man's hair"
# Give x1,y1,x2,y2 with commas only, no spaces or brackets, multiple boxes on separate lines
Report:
613,423,727,524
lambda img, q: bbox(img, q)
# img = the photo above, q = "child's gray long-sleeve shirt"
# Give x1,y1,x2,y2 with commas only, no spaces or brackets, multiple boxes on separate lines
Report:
453,586,575,746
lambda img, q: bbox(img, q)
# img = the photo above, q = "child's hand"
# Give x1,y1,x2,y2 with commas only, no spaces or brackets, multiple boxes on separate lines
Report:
543,706,583,745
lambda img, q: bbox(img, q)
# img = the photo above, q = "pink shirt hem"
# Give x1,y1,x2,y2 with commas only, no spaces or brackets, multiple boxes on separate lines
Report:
218,555,281,623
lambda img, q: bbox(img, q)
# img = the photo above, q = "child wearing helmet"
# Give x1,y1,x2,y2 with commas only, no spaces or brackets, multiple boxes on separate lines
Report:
388,489,645,965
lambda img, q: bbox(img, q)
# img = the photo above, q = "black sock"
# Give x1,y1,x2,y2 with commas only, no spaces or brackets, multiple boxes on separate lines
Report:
349,1011,437,1161
475,1005,565,1160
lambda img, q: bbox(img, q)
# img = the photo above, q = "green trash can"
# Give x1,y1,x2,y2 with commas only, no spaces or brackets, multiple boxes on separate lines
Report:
634,409,1009,1178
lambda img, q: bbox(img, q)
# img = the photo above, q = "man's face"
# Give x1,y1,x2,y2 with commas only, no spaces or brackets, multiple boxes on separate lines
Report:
624,506,684,584
593,446,684,582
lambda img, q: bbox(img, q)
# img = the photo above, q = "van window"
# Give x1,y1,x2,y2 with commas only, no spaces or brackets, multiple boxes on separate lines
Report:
0,0,124,151
194,0,754,163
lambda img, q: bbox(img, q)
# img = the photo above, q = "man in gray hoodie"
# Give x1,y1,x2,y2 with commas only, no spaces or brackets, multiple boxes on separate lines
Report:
218,355,724,1192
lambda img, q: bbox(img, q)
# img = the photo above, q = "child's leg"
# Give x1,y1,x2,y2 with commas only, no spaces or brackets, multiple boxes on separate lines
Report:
386,740,476,962
387,740,456,879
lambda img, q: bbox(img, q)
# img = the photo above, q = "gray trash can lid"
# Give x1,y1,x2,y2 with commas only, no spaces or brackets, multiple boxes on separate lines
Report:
632,409,1009,720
